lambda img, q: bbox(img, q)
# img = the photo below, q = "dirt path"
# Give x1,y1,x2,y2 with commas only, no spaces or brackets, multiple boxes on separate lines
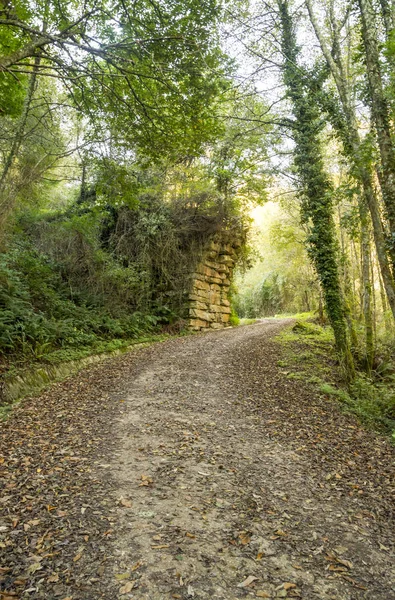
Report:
1,321,395,600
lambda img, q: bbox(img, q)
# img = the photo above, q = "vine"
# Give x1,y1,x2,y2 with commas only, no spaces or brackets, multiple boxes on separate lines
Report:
277,0,355,380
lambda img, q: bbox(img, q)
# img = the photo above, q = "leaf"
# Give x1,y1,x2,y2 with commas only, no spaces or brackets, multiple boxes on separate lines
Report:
283,583,297,590
139,475,153,486
379,543,390,551
119,497,132,508
328,564,346,572
47,573,59,583
336,558,353,569
151,544,170,549
238,575,258,588
256,592,271,598
256,552,264,560
27,562,42,574
119,582,133,594
115,573,130,581
239,531,252,545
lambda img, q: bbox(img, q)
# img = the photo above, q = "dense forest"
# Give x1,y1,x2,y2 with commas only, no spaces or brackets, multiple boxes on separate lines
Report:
1,0,395,412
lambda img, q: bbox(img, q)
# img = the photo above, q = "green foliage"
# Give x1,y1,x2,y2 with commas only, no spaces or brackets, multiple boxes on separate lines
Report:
321,380,395,436
278,0,354,378
233,202,317,318
0,239,160,361
234,272,286,317
277,315,395,436
229,308,240,326
292,320,323,336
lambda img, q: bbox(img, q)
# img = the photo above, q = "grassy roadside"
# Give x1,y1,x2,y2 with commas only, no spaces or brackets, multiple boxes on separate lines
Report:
275,313,395,440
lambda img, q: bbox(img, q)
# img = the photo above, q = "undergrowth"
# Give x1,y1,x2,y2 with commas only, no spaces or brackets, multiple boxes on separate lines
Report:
0,238,171,374
276,315,395,438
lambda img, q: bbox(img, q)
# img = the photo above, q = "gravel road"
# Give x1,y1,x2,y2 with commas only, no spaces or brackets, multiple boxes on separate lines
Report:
1,320,394,600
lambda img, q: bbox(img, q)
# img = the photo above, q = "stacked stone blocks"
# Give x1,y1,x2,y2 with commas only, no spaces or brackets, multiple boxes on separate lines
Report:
188,237,240,331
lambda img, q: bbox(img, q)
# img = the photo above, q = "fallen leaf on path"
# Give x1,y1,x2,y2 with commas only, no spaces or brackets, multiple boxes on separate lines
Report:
283,583,297,590
115,573,130,581
239,531,251,545
256,592,271,598
27,563,42,574
151,544,169,549
119,582,133,595
336,558,353,569
238,575,258,588
139,475,153,486
119,497,132,508
379,543,390,551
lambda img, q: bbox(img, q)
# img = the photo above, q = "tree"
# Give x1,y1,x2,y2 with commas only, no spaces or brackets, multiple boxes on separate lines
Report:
305,0,395,327
277,0,355,378
357,0,395,270
0,0,231,224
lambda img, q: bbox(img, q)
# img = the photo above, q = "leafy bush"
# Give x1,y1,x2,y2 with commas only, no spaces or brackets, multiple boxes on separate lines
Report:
321,379,395,435
0,240,160,361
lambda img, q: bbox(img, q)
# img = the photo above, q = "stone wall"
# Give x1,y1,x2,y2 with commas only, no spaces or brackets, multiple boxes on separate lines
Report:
187,235,241,331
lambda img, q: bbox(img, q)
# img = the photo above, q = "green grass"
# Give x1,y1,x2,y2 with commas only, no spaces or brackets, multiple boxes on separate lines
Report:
239,318,257,326
275,315,395,438
273,311,316,321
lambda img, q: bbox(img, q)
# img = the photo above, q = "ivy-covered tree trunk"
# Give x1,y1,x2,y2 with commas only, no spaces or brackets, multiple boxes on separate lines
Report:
357,0,395,269
277,0,355,379
359,203,374,372
306,0,395,322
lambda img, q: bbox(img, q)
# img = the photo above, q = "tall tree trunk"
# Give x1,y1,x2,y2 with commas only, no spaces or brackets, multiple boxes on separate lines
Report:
338,206,358,347
377,255,393,330
359,203,374,372
357,0,395,269
278,0,355,380
379,0,395,36
306,0,395,321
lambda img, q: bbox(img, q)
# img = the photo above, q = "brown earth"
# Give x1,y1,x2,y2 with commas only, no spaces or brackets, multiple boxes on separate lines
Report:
1,320,394,600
